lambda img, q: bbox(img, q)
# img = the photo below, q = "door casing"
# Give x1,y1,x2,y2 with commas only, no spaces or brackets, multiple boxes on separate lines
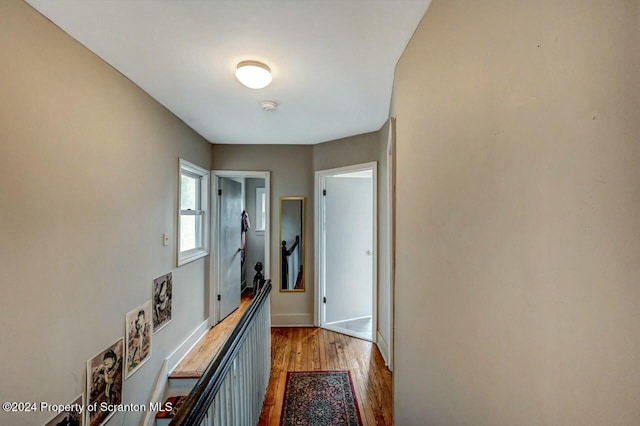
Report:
210,170,270,326
386,117,396,370
314,162,377,342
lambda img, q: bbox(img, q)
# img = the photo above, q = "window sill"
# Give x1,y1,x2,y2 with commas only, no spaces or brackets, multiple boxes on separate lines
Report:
178,248,209,267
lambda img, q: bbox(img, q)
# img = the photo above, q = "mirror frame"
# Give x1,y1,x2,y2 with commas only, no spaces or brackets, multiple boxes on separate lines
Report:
279,196,305,292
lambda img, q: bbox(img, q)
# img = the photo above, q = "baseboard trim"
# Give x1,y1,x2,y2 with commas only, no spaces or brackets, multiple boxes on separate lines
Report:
377,330,390,369
143,319,209,426
142,359,168,426
166,319,210,374
271,313,314,327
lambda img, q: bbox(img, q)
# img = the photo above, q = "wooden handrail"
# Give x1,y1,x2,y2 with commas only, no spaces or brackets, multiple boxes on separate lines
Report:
169,279,272,425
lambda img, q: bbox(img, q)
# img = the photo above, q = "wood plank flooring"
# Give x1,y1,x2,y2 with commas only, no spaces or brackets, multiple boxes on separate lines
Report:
171,292,253,378
258,327,393,426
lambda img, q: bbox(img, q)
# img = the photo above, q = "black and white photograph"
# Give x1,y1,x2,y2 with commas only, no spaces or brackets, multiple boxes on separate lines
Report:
152,272,172,333
86,339,123,426
43,394,83,426
125,300,152,378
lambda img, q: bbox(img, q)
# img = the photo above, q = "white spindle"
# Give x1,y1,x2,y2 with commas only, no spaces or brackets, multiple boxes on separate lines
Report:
200,293,270,426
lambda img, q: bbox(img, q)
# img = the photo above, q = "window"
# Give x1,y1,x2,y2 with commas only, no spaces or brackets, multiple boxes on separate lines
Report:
255,187,266,233
178,159,209,266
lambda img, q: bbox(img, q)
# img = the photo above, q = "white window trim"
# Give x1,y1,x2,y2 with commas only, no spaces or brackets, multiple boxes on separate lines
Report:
255,187,266,234
178,158,210,267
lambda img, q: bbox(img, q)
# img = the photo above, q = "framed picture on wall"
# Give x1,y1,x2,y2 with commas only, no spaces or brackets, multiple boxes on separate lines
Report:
86,338,123,426
152,273,172,333
125,300,152,378
43,394,83,426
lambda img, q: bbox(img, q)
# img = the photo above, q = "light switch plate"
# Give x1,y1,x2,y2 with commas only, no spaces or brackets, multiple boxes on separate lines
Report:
162,233,169,247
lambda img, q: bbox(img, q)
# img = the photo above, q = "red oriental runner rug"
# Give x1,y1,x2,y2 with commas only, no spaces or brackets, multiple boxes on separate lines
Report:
280,371,362,426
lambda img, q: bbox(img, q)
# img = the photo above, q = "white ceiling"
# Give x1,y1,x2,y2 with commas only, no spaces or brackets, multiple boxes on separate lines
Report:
25,0,431,145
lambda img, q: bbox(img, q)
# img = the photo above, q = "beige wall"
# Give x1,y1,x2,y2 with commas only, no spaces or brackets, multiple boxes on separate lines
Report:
313,129,392,361
392,0,640,424
312,131,380,171
0,1,212,424
212,145,315,325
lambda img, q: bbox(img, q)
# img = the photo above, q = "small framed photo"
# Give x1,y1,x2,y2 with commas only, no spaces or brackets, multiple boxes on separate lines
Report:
152,273,172,333
125,300,152,378
43,394,83,426
86,338,123,426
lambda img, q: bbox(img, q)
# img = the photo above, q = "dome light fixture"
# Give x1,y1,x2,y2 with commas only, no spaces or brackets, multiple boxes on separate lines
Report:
235,60,272,89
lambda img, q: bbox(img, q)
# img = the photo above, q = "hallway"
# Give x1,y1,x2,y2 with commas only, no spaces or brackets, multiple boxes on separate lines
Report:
259,327,392,425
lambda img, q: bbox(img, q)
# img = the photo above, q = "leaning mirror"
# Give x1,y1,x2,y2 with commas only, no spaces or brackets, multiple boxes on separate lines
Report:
280,197,305,292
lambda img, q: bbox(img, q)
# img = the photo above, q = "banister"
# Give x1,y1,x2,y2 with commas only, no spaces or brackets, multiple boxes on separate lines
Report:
169,279,272,425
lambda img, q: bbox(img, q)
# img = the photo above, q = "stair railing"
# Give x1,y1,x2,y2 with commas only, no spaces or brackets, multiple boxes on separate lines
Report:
169,280,272,425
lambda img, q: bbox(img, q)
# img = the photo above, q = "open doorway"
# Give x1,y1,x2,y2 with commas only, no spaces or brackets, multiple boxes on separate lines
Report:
210,171,270,326
316,162,377,341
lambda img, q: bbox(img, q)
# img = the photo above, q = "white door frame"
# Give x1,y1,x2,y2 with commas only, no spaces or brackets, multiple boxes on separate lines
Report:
386,118,395,370
210,170,270,326
314,162,377,342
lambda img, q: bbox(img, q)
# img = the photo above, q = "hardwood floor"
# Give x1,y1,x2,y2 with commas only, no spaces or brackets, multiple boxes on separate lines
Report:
171,291,253,378
258,327,393,426
171,303,393,424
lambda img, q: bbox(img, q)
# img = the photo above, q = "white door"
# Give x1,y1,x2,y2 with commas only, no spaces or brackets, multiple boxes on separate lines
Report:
322,167,375,340
218,177,242,321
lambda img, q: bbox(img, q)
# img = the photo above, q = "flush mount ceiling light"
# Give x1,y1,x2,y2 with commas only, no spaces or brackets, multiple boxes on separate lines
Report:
235,60,272,89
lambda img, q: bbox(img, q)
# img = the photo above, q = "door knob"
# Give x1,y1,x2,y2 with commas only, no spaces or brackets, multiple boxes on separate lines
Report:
366,250,373,256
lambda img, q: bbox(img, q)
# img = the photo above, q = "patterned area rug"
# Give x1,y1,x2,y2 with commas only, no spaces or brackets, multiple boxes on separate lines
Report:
281,371,362,426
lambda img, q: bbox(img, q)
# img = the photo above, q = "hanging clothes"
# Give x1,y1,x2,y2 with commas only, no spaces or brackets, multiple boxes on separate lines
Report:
241,210,251,264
